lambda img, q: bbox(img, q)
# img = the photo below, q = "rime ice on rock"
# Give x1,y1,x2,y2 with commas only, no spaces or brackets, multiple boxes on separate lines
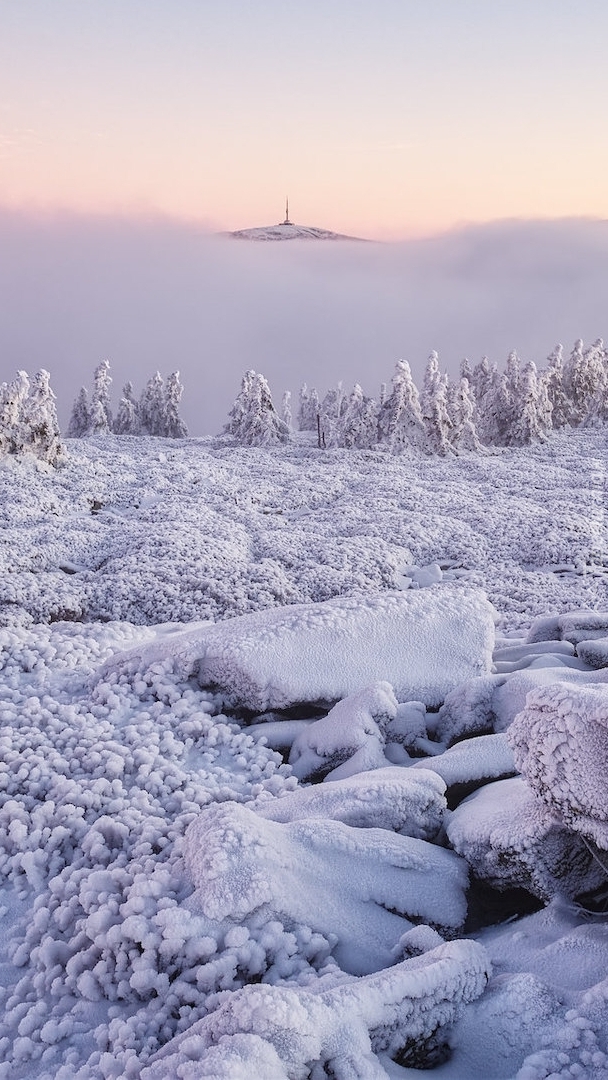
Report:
183,801,470,975
141,940,490,1079
447,776,605,900
117,585,495,712
509,680,608,851
256,765,447,841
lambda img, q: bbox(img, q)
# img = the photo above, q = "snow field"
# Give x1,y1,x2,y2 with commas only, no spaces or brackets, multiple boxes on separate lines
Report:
1,435,608,1078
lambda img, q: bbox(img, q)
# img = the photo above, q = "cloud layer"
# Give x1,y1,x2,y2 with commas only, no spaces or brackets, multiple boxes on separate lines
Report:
0,210,606,436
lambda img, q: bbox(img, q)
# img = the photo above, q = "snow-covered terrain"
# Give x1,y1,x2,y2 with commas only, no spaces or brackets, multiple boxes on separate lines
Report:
1,430,608,1079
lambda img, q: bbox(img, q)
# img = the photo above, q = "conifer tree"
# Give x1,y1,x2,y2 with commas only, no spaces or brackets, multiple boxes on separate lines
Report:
543,345,570,430
480,369,512,446
510,361,552,445
420,352,453,455
90,360,113,434
67,387,91,438
0,371,30,455
378,359,426,454
226,371,289,446
26,369,64,464
139,372,165,436
281,390,292,431
164,371,189,438
113,382,140,435
449,377,482,453
337,384,378,449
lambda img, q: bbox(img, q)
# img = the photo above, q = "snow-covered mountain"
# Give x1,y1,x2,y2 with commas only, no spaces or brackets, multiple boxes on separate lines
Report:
226,221,368,241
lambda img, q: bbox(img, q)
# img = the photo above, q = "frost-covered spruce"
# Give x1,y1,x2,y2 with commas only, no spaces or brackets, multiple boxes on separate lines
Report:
337,383,379,449
113,380,140,435
378,359,426,454
281,389,292,431
226,370,289,446
163,371,189,438
67,385,91,438
139,371,166,436
25,368,65,464
449,377,482,453
297,382,320,431
544,343,571,430
478,368,512,446
470,355,492,402
90,358,113,434
0,369,31,455
564,337,606,426
510,361,552,445
580,338,607,426
420,352,453,456
318,383,346,447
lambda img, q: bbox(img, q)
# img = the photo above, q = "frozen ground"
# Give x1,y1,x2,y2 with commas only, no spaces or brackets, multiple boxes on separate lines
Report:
0,430,608,1079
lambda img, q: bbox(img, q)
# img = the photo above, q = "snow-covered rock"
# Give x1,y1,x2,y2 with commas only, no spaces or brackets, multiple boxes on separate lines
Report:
509,681,608,850
141,939,490,1079
255,765,447,841
110,585,495,712
447,777,605,900
412,732,517,806
183,801,470,975
287,682,397,781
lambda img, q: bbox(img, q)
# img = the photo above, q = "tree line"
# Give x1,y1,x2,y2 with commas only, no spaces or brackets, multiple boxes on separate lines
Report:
0,338,605,466
227,339,607,453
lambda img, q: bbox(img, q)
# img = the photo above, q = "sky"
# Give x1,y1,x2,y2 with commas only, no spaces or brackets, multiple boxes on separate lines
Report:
1,0,608,239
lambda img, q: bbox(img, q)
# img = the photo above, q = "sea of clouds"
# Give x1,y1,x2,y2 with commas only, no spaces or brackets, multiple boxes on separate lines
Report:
0,209,606,435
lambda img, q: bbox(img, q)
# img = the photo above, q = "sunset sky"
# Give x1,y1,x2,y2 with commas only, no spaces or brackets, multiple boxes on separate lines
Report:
2,0,607,240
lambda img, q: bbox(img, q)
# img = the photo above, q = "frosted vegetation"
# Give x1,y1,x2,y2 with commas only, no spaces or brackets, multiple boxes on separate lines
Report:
1,347,608,1076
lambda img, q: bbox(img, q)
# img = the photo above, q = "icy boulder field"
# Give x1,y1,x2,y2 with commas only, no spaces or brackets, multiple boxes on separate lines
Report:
1,430,608,1079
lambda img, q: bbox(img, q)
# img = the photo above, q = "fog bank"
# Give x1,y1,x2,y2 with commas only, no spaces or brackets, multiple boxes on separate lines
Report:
0,210,606,435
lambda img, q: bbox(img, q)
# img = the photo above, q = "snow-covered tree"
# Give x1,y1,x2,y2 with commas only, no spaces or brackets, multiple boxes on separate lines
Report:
139,372,165,436
459,357,474,384
470,356,492,402
90,360,113,434
0,371,30,455
479,368,512,446
420,352,453,455
225,370,289,446
67,387,90,438
543,345,570,430
297,383,320,432
163,371,189,438
113,382,140,436
25,369,64,464
318,384,345,448
505,350,521,399
0,369,64,464
449,377,482,453
563,338,607,426
510,361,552,445
378,360,426,454
281,390,292,431
580,339,607,426
337,384,378,449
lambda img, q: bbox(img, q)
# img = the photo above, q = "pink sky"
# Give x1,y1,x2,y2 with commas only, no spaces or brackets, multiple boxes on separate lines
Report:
1,1,607,239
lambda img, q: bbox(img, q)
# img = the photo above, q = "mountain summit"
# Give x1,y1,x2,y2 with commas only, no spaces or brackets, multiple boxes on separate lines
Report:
226,200,367,242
